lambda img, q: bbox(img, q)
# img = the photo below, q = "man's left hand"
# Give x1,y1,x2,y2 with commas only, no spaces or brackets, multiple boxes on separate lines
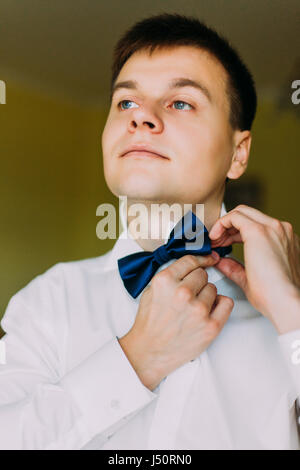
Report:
209,205,300,334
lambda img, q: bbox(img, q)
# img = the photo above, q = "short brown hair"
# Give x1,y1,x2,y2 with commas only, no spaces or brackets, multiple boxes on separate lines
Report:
110,13,257,132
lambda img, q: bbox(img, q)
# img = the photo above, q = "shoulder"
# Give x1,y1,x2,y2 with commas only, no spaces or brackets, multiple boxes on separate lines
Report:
2,250,113,328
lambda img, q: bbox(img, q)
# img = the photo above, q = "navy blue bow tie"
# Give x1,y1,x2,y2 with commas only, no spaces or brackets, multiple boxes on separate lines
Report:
118,210,232,299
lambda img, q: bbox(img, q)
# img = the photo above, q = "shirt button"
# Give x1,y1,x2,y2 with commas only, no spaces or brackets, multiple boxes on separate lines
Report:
110,399,120,410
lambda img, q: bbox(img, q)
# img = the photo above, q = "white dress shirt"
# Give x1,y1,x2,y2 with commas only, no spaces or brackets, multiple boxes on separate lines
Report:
0,202,299,450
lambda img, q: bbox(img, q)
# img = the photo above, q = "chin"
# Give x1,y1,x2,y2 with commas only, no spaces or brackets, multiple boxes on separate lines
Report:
118,190,166,202
111,178,168,201
117,189,173,203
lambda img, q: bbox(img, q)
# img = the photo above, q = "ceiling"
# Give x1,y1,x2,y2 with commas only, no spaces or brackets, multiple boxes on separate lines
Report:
0,0,299,107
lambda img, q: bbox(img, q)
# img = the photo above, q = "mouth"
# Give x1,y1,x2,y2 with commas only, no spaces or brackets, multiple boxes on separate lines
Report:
121,150,168,160
120,144,170,160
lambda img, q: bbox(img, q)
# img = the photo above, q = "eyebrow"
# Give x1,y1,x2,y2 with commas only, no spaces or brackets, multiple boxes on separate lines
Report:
110,77,212,103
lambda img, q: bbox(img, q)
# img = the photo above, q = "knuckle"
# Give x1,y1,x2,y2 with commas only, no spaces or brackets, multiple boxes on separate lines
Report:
272,218,283,232
235,204,247,211
195,301,209,318
253,223,267,237
175,285,193,302
282,221,293,232
153,269,171,286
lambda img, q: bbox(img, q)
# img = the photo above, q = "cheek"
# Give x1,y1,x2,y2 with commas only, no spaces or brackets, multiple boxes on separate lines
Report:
175,122,211,169
175,120,230,182
180,114,212,147
102,109,124,143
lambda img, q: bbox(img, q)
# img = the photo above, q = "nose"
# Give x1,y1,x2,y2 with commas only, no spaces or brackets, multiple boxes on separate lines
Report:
128,107,164,134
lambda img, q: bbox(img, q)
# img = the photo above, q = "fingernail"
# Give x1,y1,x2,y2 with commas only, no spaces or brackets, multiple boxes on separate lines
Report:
211,250,219,260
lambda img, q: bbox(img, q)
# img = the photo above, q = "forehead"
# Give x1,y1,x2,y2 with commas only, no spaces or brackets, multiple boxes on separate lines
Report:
116,45,230,114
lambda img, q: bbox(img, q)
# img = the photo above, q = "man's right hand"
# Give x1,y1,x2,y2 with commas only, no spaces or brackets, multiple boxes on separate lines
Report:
119,254,234,391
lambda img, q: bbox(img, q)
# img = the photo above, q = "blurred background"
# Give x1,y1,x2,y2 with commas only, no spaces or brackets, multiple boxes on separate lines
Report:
0,0,299,329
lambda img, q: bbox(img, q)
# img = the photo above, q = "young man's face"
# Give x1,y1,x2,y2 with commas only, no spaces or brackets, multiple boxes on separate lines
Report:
102,45,246,205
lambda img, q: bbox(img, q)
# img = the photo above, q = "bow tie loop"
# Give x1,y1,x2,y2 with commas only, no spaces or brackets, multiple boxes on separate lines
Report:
153,244,172,265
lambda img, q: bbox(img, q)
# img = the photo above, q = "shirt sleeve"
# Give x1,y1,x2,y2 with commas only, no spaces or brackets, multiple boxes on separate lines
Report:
0,273,157,450
277,328,300,397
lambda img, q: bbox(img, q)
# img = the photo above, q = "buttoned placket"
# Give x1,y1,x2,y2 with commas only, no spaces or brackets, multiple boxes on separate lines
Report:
113,200,233,449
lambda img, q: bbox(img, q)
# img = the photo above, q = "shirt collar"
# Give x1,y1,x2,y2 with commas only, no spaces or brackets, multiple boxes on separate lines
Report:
103,201,228,273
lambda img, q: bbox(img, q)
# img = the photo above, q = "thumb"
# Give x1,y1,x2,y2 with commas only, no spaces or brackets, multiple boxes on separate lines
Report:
195,251,221,267
213,256,248,292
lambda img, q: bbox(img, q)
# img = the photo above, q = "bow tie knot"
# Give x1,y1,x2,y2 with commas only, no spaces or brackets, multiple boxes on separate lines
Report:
118,210,232,299
153,244,172,265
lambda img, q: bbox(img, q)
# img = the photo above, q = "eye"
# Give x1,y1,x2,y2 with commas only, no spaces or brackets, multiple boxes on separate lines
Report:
118,100,139,110
172,100,193,110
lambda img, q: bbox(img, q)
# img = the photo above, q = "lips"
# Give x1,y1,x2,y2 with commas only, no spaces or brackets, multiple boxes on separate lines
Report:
122,150,166,159
120,145,169,160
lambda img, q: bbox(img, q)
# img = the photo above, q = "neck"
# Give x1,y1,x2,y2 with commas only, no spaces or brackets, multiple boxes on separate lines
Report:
123,196,225,251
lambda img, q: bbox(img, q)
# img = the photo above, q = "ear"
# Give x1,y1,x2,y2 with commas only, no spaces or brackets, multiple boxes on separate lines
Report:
227,130,252,180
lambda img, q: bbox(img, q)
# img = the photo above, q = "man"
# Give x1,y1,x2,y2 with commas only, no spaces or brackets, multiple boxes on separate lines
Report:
0,13,300,450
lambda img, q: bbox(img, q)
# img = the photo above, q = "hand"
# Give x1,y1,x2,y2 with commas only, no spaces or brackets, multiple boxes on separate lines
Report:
209,204,300,333
119,254,234,390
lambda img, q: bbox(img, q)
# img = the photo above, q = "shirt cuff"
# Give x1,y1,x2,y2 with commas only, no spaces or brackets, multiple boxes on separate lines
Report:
59,336,158,437
278,328,300,396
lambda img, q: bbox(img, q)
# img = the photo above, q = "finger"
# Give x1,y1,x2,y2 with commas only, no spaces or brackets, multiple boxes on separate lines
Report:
228,205,282,228
214,257,247,292
209,209,262,242
281,221,294,240
294,233,300,260
210,231,242,248
281,223,300,283
167,254,219,282
193,282,218,315
210,294,234,327
180,268,210,297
